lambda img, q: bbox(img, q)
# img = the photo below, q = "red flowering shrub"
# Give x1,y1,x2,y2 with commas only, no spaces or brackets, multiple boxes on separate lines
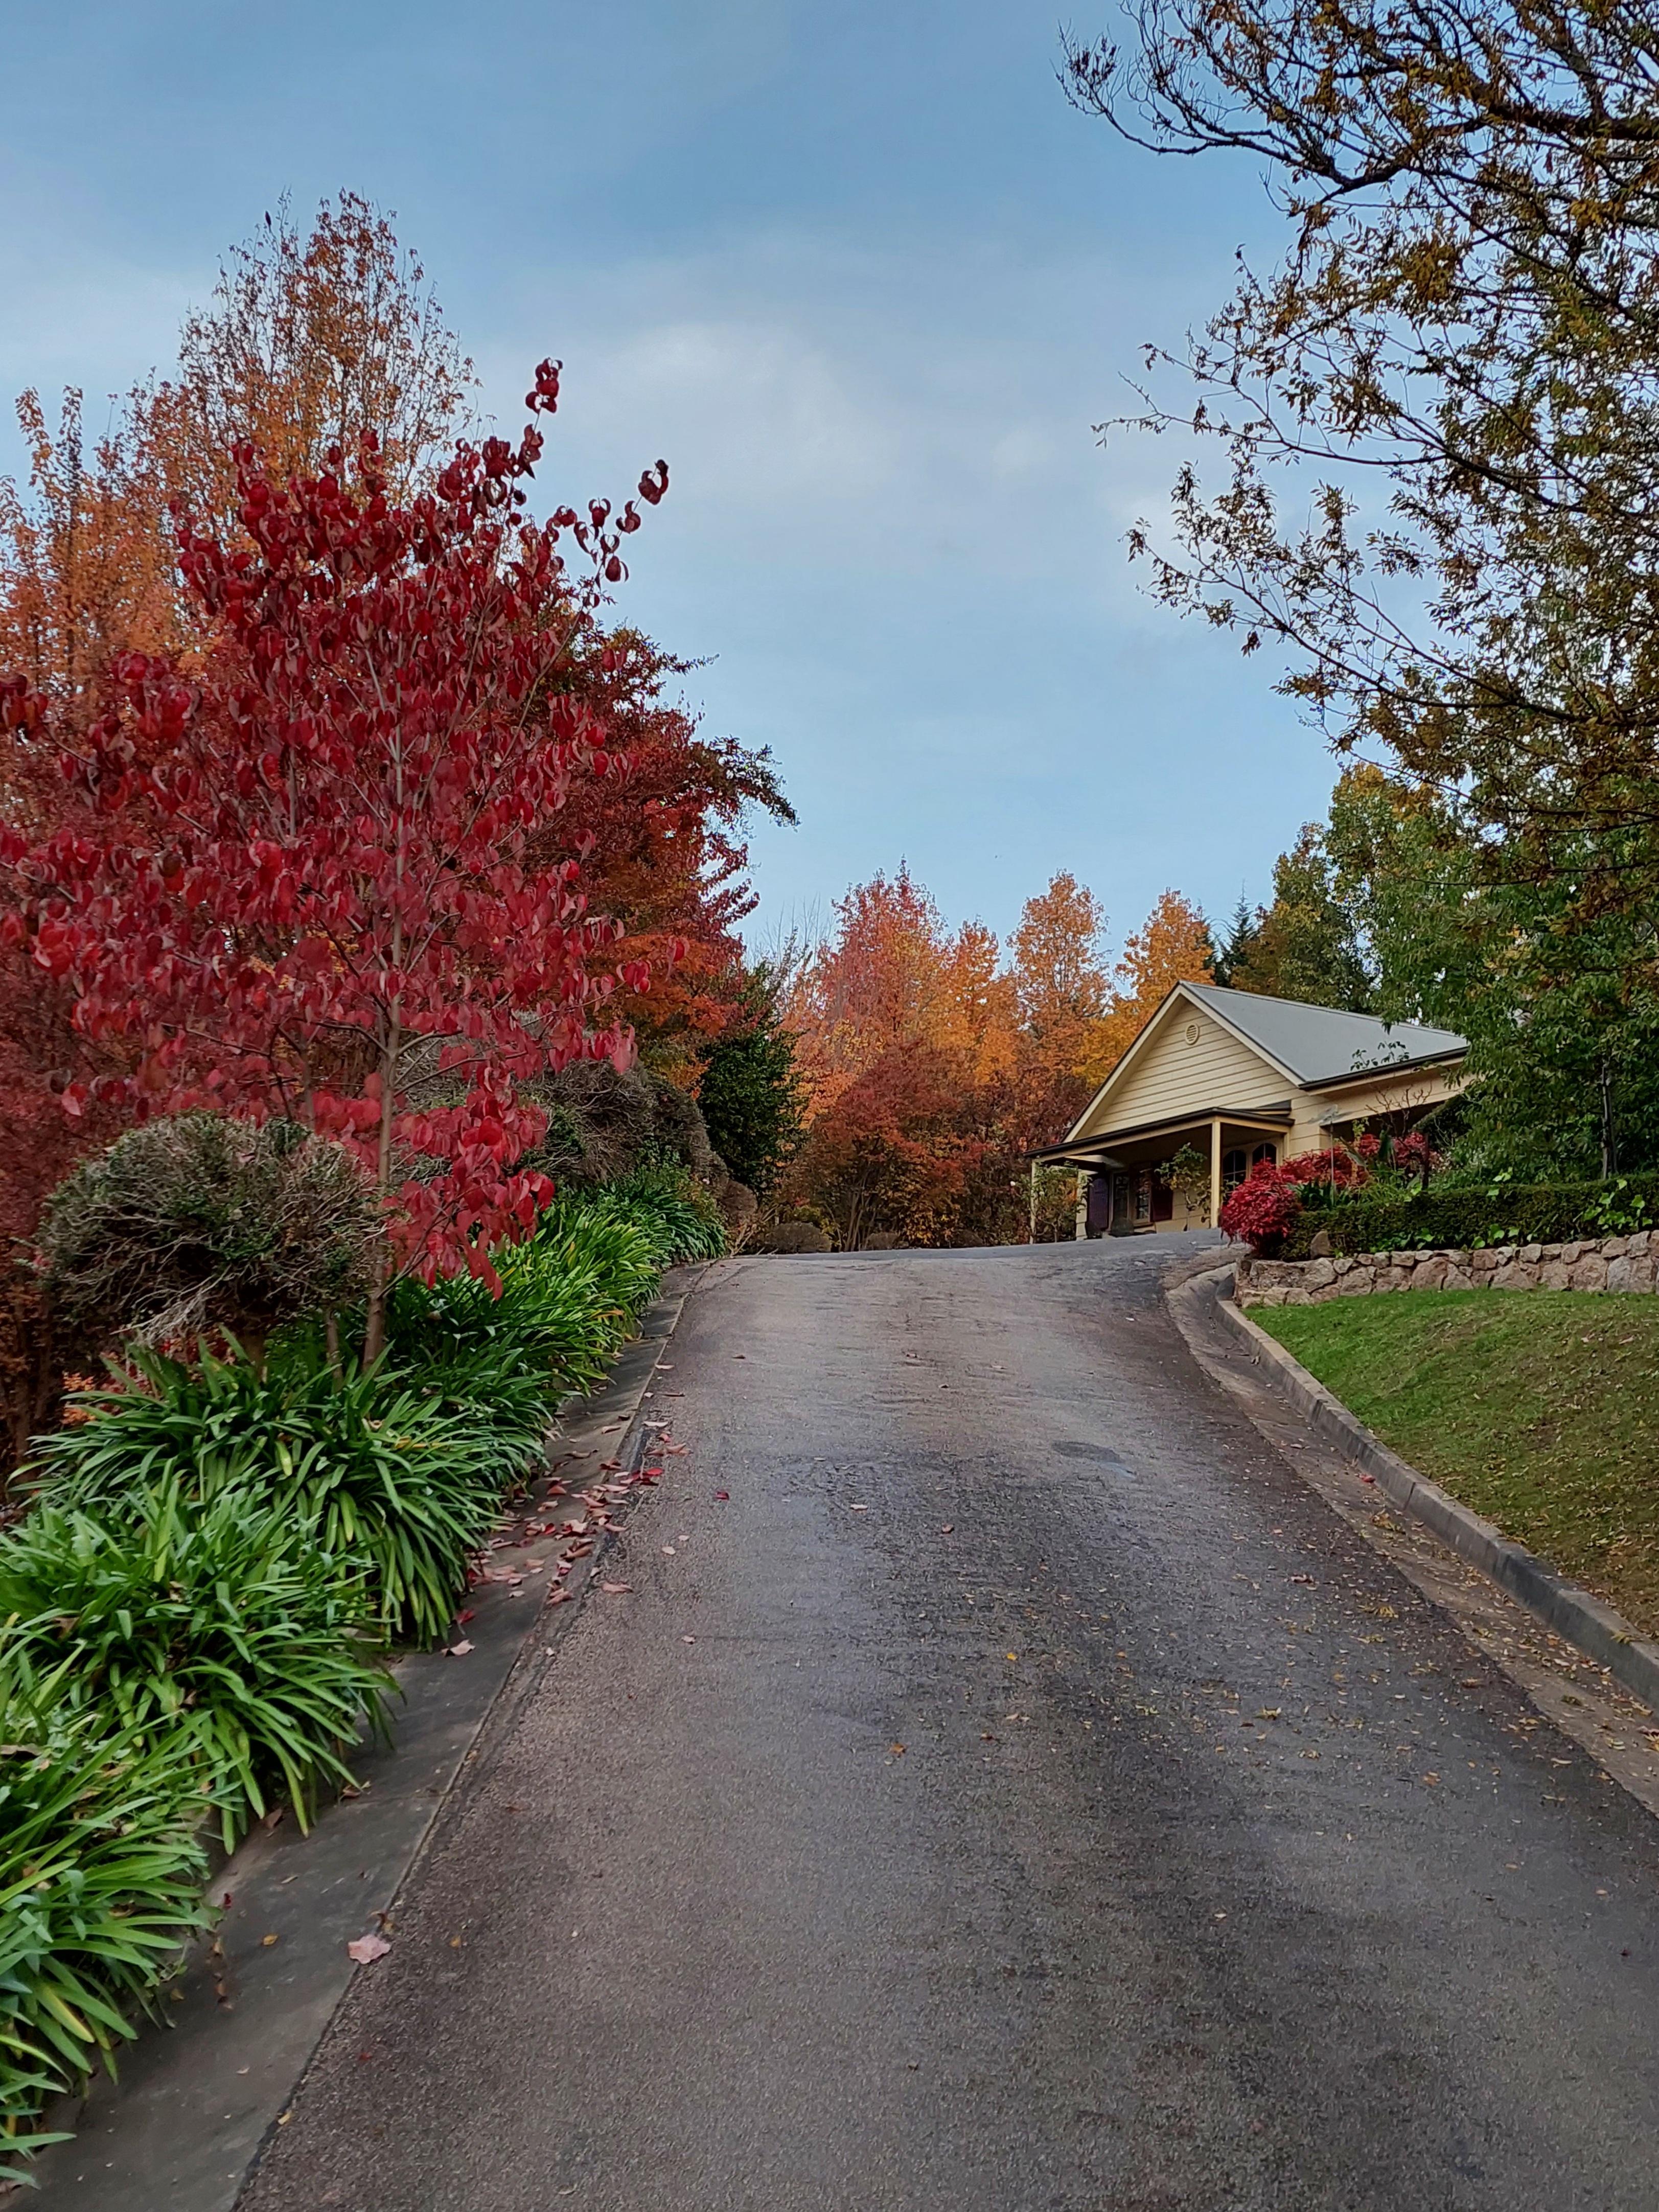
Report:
1218,1161,1304,1255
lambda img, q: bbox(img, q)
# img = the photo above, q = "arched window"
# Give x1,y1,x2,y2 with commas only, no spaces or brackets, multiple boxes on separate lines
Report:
1251,1141,1278,1170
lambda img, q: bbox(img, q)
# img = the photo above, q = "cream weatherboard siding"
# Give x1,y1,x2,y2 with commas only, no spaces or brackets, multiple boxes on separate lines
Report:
1276,1064,1469,1159
1075,1005,1283,1139
1049,980,1469,1237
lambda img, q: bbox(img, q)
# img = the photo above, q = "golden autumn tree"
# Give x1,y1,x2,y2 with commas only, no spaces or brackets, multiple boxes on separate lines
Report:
785,870,995,1114
0,194,475,725
1011,871,1110,1077
1082,889,1214,1087
139,192,476,543
0,390,183,733
779,872,1023,1245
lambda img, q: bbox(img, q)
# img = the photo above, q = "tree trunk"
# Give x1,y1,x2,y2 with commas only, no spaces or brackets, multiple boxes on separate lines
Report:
1600,1057,1618,1180
362,1017,402,1365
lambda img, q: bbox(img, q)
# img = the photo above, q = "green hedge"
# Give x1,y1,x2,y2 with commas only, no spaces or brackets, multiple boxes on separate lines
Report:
1310,1173,1659,1256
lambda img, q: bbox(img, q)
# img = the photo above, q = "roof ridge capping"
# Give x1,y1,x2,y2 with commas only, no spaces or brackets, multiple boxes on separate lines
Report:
1183,980,1467,1087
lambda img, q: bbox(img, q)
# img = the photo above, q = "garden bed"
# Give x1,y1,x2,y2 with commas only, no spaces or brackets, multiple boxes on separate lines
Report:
1254,1289,1659,1640
0,1167,725,2185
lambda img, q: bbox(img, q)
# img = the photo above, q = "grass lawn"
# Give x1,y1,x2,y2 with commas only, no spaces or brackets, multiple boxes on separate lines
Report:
1254,1290,1659,1641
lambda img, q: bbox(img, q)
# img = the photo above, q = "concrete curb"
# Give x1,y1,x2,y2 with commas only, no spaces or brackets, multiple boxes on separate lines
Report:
22,1266,708,2212
1183,1264,1659,1713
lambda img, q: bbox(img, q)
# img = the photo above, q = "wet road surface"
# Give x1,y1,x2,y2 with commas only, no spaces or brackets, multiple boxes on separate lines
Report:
240,1239,1659,2211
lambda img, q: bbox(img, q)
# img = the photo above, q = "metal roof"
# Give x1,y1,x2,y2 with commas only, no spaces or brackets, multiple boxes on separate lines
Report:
1183,983,1467,1088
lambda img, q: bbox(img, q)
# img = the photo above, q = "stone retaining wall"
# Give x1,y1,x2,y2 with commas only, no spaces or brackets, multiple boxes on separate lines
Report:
1236,1229,1659,1306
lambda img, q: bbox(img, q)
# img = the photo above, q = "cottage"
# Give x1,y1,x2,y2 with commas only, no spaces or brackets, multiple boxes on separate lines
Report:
1034,982,1468,1236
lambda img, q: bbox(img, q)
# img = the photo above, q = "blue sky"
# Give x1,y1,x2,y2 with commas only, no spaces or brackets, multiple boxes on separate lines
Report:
0,0,1341,958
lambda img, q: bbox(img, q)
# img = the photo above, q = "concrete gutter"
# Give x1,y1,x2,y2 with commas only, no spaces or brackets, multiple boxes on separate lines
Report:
22,1266,708,2211
1189,1264,1659,1713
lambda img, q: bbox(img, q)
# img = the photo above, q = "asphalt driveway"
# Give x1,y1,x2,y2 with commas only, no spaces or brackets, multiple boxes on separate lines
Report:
239,1238,1659,2211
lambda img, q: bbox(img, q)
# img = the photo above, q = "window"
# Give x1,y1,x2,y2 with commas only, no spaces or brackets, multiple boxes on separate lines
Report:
1251,1141,1278,1170
1222,1147,1248,1189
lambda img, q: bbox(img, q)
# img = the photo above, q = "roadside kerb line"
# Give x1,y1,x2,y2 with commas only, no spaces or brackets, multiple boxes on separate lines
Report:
1177,1262,1659,1714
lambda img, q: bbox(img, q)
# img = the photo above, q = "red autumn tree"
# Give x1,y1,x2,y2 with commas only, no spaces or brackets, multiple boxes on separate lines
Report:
550,630,793,1087
6,361,670,1356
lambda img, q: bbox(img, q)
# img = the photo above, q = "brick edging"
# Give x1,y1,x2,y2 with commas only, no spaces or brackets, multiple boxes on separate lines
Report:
1189,1268,1659,1713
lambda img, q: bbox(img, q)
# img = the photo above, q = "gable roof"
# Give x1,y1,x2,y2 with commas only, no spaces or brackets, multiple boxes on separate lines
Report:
1065,979,1467,1143
1182,984,1467,1087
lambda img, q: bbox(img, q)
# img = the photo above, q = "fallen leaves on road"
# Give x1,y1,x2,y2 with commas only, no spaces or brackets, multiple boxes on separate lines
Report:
600,1580,632,1595
261,1933,279,1947
940,1525,954,1535
347,1933,392,1966
889,1743,907,1755
447,1640,474,1657
713,1489,730,1501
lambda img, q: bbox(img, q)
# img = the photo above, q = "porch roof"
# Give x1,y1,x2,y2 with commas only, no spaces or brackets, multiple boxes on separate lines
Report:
1029,1103,1293,1169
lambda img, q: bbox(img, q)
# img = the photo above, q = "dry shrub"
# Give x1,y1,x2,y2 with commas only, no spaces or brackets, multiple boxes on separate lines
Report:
36,1114,384,1357
522,1063,714,1186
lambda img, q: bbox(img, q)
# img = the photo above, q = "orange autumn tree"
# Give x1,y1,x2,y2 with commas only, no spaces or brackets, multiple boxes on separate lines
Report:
779,872,1215,1247
1009,870,1111,1143
1082,889,1215,1087
780,871,1021,1244
1011,870,1109,1062
0,390,185,734
2,197,497,1254
139,192,476,546
0,196,476,725
786,869,1011,1114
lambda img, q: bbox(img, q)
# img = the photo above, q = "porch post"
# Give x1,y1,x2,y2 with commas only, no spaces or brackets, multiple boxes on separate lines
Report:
1074,1171,1088,1240
1209,1117,1223,1229
1029,1161,1038,1244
